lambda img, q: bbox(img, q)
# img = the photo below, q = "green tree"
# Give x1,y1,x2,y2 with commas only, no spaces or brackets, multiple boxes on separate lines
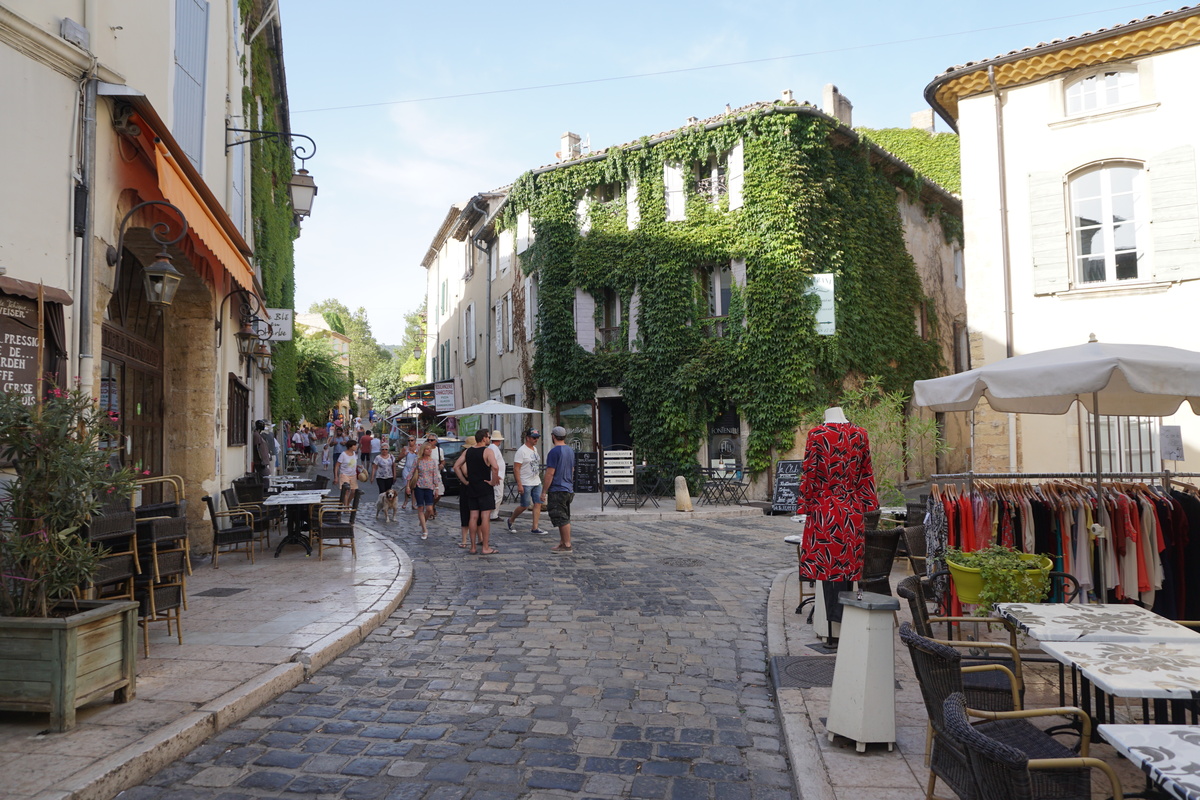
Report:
398,301,428,363
308,299,391,384
295,335,351,423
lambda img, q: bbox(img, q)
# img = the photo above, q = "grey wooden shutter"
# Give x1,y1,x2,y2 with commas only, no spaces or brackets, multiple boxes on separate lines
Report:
574,289,595,352
627,290,640,351
1149,146,1200,282
1028,171,1070,295
174,0,209,169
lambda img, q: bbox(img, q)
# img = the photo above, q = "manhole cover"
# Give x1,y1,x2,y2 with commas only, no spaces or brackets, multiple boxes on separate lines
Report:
770,656,836,689
660,557,704,568
192,587,250,597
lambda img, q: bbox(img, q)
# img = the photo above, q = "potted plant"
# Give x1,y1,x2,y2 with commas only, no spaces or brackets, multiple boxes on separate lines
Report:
0,384,138,731
945,544,1053,611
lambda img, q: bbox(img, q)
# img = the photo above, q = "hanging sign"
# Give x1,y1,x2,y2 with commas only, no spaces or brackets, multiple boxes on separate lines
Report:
806,273,836,336
265,308,293,341
0,295,41,405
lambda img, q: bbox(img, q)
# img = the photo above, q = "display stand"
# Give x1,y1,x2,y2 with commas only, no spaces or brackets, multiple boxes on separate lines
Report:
826,591,900,752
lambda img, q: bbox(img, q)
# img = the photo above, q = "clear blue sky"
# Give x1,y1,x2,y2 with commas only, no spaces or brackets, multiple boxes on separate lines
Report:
281,0,1172,345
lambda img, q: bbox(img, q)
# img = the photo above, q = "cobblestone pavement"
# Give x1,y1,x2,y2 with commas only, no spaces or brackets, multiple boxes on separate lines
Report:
120,505,798,800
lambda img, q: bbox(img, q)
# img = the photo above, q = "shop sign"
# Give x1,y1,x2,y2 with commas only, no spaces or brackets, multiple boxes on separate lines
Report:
806,273,836,336
435,381,455,412
0,295,41,405
405,387,435,406
265,308,293,341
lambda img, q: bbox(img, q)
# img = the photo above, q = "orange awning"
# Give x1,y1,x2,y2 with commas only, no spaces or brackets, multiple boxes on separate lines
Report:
154,141,255,292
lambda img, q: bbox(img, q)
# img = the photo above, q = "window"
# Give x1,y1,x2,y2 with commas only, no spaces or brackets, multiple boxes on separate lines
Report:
664,163,685,221
599,289,620,346
1065,69,1138,115
464,302,476,363
696,152,728,203
516,210,533,254
1070,164,1145,284
700,263,732,336
227,373,248,446
1085,414,1159,472
574,289,596,353
173,0,209,169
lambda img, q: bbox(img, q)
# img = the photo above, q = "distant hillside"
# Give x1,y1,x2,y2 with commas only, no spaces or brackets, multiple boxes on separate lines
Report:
856,127,961,195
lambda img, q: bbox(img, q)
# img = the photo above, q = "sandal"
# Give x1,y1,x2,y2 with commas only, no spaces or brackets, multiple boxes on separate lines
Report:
479,547,499,555
551,545,572,553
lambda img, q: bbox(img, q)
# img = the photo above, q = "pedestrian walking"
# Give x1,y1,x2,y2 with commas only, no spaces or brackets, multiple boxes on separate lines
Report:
410,441,440,540
359,430,374,469
488,430,506,521
455,429,500,555
335,440,359,493
399,438,419,510
507,429,545,534
329,427,348,478
372,443,397,494
425,432,445,520
542,426,574,553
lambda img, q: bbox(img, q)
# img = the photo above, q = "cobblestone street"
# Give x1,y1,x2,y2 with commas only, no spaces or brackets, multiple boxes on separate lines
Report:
118,509,799,800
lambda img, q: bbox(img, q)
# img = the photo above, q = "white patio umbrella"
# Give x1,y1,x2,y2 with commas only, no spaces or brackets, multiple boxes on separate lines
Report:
913,336,1200,595
439,399,544,417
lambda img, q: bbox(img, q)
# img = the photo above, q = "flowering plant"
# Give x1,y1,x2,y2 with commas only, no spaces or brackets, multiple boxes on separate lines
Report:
0,385,135,617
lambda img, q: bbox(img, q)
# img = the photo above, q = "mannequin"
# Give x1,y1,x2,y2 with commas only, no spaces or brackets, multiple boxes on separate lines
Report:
795,409,878,646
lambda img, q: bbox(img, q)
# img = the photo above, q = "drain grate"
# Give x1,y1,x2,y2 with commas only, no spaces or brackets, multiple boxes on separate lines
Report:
659,557,704,568
192,587,250,597
770,656,836,689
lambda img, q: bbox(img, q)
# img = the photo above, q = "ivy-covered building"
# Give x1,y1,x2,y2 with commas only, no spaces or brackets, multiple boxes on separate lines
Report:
424,88,966,497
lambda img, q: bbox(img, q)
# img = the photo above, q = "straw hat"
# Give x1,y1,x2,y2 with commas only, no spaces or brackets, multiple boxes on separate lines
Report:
490,430,504,442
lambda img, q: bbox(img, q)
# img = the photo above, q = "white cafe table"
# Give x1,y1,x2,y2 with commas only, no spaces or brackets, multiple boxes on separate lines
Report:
994,602,1200,643
1099,724,1200,800
263,490,331,557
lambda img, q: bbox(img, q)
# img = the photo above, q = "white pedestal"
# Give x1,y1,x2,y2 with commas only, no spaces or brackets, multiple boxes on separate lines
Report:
812,581,841,643
826,591,899,752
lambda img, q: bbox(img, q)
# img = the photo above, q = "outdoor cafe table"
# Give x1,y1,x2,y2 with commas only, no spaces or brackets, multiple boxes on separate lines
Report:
1040,640,1200,728
994,602,1200,642
1099,724,1200,800
263,489,329,557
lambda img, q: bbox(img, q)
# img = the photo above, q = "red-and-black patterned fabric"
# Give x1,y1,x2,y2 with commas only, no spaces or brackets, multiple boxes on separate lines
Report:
796,422,878,581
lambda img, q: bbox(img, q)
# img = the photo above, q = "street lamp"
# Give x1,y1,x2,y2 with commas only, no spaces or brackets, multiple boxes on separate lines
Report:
105,200,189,308
252,341,273,373
226,126,318,217
217,288,273,373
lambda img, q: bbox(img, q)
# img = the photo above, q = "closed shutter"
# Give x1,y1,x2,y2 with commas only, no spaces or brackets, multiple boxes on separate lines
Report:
505,292,514,351
626,180,640,229
577,196,591,235
494,302,503,355
1149,146,1200,282
174,0,209,170
728,139,745,210
664,163,685,221
1028,171,1070,295
628,290,640,352
524,276,536,341
574,288,595,353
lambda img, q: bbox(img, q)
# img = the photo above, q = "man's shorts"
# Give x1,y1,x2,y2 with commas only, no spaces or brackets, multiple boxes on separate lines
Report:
518,484,543,508
547,491,573,527
465,482,496,512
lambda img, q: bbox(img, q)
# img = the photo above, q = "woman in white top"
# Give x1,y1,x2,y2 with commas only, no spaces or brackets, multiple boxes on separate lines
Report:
336,440,359,492
371,443,397,494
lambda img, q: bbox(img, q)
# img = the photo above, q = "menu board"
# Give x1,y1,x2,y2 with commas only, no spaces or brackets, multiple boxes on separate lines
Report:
0,295,41,405
771,460,803,515
574,451,598,493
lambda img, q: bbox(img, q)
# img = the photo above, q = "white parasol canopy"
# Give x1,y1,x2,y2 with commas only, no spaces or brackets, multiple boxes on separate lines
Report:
440,399,544,417
913,339,1200,417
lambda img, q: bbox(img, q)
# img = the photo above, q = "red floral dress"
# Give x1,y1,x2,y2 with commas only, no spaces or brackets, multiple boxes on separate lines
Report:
795,423,878,581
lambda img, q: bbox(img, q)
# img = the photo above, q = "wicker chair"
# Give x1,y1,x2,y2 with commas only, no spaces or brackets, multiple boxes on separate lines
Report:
860,528,902,596
941,692,1122,800
222,488,272,552
84,498,140,601
899,623,1087,800
315,488,362,560
135,548,186,656
201,495,255,567
901,523,928,577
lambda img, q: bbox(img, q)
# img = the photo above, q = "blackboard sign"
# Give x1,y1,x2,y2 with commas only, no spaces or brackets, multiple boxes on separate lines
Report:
575,451,599,493
0,295,41,406
771,460,803,515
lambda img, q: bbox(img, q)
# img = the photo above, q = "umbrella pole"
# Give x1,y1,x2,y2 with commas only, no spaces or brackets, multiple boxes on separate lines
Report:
1092,391,1106,602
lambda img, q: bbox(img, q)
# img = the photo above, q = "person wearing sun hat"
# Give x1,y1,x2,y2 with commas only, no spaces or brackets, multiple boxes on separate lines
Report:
487,430,506,520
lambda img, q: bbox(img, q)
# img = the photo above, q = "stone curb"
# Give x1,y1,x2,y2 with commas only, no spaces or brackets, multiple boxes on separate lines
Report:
768,568,836,800
38,528,415,800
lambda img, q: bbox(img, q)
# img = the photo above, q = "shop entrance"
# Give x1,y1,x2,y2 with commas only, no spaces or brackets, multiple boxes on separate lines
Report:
597,396,632,449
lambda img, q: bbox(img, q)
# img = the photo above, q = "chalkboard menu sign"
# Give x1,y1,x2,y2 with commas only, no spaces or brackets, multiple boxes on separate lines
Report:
771,460,803,515
0,295,41,406
574,451,599,493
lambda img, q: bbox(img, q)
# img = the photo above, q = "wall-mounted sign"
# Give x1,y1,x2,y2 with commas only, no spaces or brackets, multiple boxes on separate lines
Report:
405,387,435,406
806,273,836,336
265,308,293,341
0,295,41,405
435,381,455,412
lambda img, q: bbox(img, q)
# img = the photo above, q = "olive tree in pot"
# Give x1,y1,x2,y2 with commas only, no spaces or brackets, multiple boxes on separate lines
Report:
0,385,137,731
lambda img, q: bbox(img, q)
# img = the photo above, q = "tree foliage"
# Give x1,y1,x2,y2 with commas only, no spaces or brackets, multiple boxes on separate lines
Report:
295,335,351,424
308,299,391,384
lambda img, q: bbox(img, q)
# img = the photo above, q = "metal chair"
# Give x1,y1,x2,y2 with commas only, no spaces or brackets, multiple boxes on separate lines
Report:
201,495,255,567
899,623,1086,800
315,488,362,560
941,692,1122,800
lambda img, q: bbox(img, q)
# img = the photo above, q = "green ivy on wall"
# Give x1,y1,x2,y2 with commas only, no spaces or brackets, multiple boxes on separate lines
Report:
855,127,961,195
503,109,948,473
240,0,300,422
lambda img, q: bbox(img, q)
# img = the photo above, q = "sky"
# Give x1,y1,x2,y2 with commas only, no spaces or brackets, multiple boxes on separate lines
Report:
280,0,1177,345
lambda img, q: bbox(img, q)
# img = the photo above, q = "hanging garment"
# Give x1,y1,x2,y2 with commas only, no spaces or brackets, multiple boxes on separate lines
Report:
795,423,877,581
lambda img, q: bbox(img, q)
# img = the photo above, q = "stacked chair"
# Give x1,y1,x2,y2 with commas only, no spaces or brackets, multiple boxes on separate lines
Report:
134,475,190,656
83,496,139,602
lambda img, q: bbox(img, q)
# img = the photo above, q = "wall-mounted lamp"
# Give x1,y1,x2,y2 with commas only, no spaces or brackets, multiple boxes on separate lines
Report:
105,200,188,307
217,288,273,374
225,125,318,217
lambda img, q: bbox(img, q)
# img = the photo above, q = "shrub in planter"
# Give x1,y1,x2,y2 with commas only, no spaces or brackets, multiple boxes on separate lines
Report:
945,545,1052,612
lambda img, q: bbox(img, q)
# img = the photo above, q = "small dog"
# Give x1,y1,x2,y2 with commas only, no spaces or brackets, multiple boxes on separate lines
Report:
375,489,399,522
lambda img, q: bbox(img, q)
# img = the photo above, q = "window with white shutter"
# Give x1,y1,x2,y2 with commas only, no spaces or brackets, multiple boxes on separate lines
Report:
498,230,514,274
465,303,476,363
524,276,537,342
664,163,685,221
173,0,209,170
229,138,246,235
574,289,596,353
517,210,532,253
494,302,503,355
626,180,640,229
576,196,591,235
505,292,514,352
728,139,745,210
627,290,641,352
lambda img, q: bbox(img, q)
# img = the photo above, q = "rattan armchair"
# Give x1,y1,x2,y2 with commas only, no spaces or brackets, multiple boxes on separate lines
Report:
222,488,272,552
860,528,902,596
201,495,255,567
315,489,362,560
899,623,1088,800
942,692,1122,800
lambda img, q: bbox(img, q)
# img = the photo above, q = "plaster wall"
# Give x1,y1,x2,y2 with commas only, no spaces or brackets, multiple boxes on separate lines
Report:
957,42,1200,475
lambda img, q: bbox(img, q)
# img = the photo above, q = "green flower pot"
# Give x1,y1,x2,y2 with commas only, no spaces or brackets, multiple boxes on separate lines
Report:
946,553,1053,605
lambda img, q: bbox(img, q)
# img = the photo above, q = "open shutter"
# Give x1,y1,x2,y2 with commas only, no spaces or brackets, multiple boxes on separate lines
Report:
524,276,536,341
728,139,745,211
173,0,209,169
577,196,591,235
505,292,514,351
494,302,503,355
664,163,685,221
626,180,640,229
498,229,514,273
517,210,531,254
466,302,476,362
628,290,641,352
574,289,595,353
1028,172,1070,295
1149,146,1200,282
230,139,245,234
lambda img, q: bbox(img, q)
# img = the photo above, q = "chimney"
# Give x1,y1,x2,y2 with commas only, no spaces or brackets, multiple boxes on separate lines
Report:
822,84,852,127
910,109,935,132
559,131,581,162
780,89,794,104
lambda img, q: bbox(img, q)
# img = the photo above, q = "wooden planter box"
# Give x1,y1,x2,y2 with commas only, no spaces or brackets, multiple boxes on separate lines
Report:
0,599,138,731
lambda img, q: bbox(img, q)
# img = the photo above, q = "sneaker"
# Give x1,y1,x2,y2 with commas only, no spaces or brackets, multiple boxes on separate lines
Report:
506,519,515,533
529,528,547,535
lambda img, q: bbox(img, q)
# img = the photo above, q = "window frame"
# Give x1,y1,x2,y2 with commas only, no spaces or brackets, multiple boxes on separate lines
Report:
227,373,249,447
1068,161,1147,287
699,262,733,336
1064,67,1139,117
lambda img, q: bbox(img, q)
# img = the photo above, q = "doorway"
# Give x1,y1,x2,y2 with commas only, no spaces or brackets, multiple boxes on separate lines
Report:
597,396,632,449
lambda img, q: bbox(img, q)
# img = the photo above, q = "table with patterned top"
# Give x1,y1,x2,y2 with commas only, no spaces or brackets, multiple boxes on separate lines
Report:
1099,724,1200,800
994,602,1200,643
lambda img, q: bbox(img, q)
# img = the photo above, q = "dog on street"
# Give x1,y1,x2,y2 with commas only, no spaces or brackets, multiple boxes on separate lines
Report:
375,488,399,522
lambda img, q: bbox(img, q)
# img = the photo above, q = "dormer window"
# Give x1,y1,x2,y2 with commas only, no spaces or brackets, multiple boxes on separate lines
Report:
1065,69,1138,115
